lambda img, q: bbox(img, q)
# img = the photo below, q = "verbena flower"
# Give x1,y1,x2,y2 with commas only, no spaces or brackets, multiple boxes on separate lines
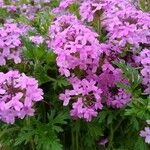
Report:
109,89,131,108
0,22,28,65
101,0,150,49
59,76,103,121
49,14,101,77
140,127,150,144
139,49,150,94
0,70,43,124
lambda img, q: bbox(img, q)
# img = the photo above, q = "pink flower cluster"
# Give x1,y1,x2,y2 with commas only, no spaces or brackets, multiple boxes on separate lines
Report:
79,0,108,22
140,120,150,144
2,0,50,20
0,22,28,65
19,4,41,20
49,14,101,77
0,70,43,124
138,49,150,94
96,62,131,108
102,1,150,49
140,127,150,144
110,89,131,108
48,0,150,122
60,76,103,121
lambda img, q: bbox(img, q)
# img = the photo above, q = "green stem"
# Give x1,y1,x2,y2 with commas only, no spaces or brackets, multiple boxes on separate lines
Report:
42,102,47,123
26,118,35,150
71,128,75,150
97,18,101,41
107,125,114,150
114,119,124,133
49,76,56,82
76,129,79,150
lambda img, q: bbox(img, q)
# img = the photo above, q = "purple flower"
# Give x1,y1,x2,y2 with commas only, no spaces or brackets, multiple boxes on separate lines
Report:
60,76,103,121
139,49,150,94
0,22,29,65
140,127,150,144
48,14,101,77
110,89,131,109
0,70,43,124
29,36,44,45
99,138,108,146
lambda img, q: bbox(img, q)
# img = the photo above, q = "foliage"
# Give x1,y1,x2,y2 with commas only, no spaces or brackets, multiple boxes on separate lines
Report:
0,0,149,150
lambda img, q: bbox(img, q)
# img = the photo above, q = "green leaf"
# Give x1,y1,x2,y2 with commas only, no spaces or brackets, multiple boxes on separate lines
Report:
125,97,150,120
34,64,51,85
98,110,107,123
113,60,142,96
117,82,130,91
134,137,148,150
0,8,7,19
45,51,56,65
50,111,69,125
14,129,35,146
139,0,146,10
131,117,139,131
51,140,63,150
47,110,69,133
107,114,113,125
53,76,70,90
87,122,103,138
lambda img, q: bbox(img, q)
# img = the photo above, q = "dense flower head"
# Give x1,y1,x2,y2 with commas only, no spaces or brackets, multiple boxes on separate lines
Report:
94,62,131,108
79,0,107,22
138,49,150,94
140,127,150,144
49,14,101,77
101,0,150,49
2,1,46,20
59,76,103,121
0,22,28,65
19,4,41,20
0,70,43,124
96,62,122,96
1,0,51,19
49,14,78,40
99,43,122,59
